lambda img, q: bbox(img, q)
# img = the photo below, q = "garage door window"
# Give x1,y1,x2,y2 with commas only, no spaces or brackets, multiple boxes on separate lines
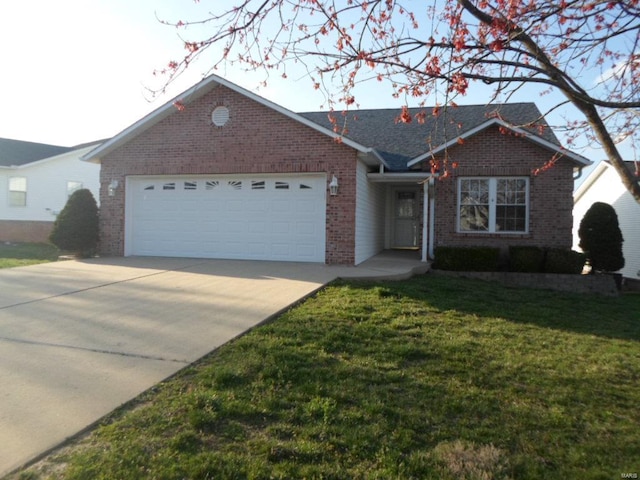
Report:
163,183,176,190
228,181,242,190
184,181,197,190
251,181,265,190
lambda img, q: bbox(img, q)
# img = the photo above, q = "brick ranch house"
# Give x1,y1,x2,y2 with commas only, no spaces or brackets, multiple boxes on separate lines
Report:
83,75,591,265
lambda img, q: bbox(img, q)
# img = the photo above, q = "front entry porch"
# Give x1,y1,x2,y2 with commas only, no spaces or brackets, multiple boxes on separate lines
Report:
369,172,435,262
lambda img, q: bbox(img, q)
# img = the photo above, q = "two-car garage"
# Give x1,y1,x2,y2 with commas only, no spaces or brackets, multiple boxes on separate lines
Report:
125,174,327,263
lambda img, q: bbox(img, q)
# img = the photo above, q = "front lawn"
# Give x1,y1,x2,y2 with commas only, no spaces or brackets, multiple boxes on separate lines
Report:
0,242,59,269
12,275,640,480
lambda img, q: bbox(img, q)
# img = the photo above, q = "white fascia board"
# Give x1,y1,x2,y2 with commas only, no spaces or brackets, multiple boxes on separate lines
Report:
367,172,433,183
574,161,609,204
358,149,390,169
83,74,372,163
407,118,593,168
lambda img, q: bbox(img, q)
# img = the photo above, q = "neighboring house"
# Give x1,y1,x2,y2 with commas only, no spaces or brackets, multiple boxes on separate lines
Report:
83,74,591,265
0,138,102,243
573,161,640,280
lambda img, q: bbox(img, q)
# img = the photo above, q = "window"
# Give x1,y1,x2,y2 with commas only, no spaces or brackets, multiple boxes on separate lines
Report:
163,182,176,190
251,181,265,190
184,181,197,190
9,177,27,206
458,177,529,233
67,181,83,197
275,181,289,190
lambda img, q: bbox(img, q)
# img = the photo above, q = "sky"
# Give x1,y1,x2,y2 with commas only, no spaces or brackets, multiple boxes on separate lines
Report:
0,0,629,174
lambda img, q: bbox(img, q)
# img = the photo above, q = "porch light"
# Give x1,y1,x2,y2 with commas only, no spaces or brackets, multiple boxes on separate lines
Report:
108,180,119,196
329,175,339,196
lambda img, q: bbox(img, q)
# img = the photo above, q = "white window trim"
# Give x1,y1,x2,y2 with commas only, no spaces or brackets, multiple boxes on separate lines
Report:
457,177,530,234
8,176,27,207
67,181,83,197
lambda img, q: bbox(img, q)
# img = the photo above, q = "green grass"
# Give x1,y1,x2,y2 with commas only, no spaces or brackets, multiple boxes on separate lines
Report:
0,242,59,268
11,275,640,480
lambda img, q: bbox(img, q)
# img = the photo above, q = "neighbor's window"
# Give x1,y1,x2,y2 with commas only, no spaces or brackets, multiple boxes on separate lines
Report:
458,177,529,233
9,177,27,207
67,181,83,197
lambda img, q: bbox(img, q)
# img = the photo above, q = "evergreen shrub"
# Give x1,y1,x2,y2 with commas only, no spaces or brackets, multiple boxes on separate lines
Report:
578,202,624,273
49,189,99,257
434,246,501,272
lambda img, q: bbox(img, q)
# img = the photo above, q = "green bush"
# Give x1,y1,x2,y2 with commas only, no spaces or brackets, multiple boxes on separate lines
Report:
578,202,625,273
544,249,586,274
509,246,545,273
434,246,501,272
49,189,99,257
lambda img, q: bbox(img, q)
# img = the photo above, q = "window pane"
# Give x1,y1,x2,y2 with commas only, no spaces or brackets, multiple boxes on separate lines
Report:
496,206,527,232
460,205,489,231
9,177,26,192
497,179,526,205
459,179,489,231
9,177,27,206
9,191,26,207
67,181,83,196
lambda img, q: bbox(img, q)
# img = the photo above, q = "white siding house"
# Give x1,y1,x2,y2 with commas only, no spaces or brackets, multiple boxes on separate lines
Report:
573,161,640,280
0,142,101,242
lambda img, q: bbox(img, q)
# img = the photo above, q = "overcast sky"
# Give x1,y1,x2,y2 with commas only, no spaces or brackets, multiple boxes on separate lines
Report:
0,0,628,171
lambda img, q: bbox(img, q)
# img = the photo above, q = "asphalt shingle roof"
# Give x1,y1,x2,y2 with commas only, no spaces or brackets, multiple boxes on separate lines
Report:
0,138,72,167
300,103,560,171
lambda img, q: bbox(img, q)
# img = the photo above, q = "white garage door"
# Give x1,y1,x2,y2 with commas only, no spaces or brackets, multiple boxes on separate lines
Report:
126,174,326,262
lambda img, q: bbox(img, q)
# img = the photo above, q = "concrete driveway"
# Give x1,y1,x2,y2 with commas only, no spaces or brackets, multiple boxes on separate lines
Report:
0,254,427,476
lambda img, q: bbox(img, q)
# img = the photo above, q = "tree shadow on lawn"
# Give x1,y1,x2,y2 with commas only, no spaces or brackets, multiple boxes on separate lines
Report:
345,273,640,343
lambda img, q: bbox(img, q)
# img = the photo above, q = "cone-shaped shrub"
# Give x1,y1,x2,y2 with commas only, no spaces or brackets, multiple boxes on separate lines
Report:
578,202,624,273
49,189,99,257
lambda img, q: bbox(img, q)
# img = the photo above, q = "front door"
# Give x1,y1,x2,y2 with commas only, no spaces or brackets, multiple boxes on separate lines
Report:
393,190,418,248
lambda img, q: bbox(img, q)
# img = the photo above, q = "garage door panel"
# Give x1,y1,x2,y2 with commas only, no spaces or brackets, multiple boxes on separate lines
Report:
127,175,326,262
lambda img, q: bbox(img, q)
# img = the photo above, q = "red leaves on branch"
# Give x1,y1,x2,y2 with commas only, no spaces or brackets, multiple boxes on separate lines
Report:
396,105,412,124
155,0,640,202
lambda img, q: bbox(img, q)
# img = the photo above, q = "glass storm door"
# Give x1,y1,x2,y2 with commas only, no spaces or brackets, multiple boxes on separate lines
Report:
393,190,418,248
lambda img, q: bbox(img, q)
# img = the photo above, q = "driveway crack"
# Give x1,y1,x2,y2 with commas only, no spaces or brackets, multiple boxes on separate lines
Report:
0,336,190,364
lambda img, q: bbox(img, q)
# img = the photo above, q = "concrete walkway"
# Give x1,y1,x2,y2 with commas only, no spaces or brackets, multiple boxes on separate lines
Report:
0,252,427,476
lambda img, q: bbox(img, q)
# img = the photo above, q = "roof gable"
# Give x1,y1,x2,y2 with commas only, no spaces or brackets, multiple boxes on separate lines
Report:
0,138,71,166
302,103,591,170
82,75,373,164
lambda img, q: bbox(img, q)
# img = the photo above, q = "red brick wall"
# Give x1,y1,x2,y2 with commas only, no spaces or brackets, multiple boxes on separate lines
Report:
99,85,359,264
428,126,574,251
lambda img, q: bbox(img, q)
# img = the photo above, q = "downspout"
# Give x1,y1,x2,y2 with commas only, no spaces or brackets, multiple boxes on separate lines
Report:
422,181,429,262
429,177,436,259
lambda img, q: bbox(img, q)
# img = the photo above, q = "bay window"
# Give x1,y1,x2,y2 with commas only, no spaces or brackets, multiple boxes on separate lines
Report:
458,177,529,233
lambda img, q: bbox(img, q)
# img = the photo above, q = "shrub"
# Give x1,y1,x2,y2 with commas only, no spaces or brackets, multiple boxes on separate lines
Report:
434,246,501,272
509,246,545,272
544,249,586,274
49,189,99,257
578,202,625,273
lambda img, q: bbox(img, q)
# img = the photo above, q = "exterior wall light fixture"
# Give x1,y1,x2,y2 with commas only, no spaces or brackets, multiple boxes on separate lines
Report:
108,180,119,196
329,175,339,196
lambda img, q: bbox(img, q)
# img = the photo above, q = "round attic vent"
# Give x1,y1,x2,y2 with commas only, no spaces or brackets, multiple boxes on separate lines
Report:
211,106,230,127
